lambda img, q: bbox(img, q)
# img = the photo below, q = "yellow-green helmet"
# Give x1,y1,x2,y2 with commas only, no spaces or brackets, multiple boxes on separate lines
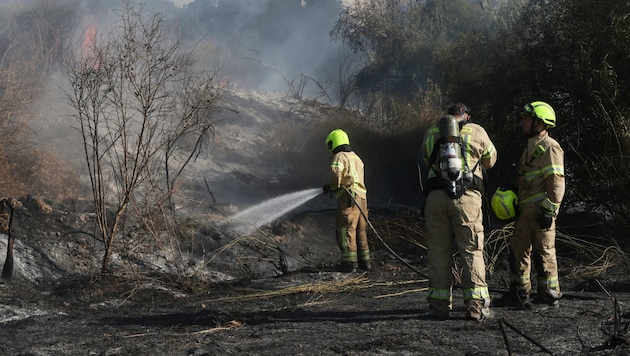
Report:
491,187,519,220
521,101,556,128
325,129,350,151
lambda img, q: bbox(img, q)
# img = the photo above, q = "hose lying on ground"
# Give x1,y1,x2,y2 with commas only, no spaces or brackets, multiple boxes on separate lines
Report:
342,187,428,278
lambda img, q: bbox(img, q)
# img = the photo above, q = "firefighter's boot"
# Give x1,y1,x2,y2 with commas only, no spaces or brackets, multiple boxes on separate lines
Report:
467,299,493,322
358,260,372,271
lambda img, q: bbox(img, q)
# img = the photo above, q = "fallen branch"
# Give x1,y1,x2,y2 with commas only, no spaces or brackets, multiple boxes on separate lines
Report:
499,318,513,356
373,288,428,299
596,279,630,346
502,318,555,355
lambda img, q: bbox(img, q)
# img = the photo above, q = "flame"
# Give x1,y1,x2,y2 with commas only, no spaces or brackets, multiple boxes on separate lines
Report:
81,24,98,59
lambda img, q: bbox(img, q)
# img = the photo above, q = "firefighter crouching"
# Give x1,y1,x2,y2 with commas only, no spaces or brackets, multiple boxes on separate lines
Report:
323,129,370,273
421,103,497,321
493,101,565,309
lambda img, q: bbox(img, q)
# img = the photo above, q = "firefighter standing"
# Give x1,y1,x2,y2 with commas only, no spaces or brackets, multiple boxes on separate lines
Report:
495,101,565,309
421,103,497,321
323,129,370,273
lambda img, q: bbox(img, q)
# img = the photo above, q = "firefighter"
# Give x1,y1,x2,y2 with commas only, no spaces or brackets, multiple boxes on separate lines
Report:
421,103,497,321
323,129,370,273
494,101,565,309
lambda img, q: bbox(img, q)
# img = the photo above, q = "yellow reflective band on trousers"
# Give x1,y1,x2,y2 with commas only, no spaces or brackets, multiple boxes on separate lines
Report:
537,275,560,290
341,251,357,264
511,274,531,287
428,287,451,301
463,286,490,301
358,250,370,262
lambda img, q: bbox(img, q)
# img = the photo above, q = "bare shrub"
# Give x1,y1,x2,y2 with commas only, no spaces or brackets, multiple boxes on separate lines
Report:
64,2,224,273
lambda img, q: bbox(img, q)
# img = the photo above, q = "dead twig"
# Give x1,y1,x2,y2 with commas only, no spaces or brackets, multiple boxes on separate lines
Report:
499,318,513,356
501,318,555,355
373,288,427,298
597,279,630,346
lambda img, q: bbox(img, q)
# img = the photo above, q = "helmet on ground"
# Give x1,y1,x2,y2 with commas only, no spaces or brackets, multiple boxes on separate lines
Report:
491,187,519,220
521,101,556,128
325,129,350,151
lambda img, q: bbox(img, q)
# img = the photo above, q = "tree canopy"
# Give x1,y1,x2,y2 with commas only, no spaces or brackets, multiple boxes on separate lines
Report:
333,0,630,227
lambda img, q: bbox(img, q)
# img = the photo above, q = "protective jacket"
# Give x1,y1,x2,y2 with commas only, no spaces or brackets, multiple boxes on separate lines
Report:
329,147,367,199
421,121,496,317
517,133,565,212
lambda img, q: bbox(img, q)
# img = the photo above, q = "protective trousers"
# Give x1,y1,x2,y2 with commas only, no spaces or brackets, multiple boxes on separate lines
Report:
424,189,489,313
336,193,369,267
509,203,561,299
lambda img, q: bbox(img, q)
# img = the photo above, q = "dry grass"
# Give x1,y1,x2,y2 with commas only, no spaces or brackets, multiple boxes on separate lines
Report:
201,275,372,303
200,276,429,304
485,222,630,279
485,223,514,274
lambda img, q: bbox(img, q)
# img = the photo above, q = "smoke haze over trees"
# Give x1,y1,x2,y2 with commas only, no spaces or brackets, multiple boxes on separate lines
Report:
0,0,628,241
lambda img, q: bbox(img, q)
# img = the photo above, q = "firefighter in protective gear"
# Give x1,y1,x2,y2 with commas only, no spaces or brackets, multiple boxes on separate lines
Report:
323,129,370,273
421,103,497,321
495,101,565,309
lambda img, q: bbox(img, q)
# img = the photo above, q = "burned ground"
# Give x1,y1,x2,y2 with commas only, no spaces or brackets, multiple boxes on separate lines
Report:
0,90,626,355
0,199,629,356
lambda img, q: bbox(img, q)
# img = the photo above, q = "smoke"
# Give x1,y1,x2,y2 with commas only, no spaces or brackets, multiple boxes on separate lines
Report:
178,0,356,98
18,0,365,208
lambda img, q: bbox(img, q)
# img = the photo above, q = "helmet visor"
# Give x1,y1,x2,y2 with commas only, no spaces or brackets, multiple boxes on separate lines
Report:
520,103,535,117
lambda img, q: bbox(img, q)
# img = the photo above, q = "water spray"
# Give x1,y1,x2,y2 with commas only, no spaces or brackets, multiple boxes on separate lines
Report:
227,187,322,235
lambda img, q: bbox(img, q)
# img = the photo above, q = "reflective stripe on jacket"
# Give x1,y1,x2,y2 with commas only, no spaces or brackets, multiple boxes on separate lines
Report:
330,151,367,199
517,133,565,211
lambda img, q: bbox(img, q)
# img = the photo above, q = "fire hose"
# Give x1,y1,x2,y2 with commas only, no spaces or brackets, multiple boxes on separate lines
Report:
342,187,428,278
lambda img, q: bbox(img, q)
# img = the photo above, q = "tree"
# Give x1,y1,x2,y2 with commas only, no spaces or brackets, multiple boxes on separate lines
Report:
330,0,492,126
65,2,223,273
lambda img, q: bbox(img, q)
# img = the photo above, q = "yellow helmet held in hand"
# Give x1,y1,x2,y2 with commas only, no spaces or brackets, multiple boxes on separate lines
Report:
325,129,350,151
491,187,519,220
521,101,556,128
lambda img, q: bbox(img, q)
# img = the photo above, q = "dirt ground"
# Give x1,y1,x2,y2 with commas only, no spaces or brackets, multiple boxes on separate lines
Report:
0,197,629,356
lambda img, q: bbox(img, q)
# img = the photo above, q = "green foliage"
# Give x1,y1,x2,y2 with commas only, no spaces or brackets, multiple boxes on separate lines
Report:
330,0,497,127
331,0,491,97
334,0,630,226
440,0,630,222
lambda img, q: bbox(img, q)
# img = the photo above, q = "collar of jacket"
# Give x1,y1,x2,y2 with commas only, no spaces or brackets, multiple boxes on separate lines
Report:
332,144,352,154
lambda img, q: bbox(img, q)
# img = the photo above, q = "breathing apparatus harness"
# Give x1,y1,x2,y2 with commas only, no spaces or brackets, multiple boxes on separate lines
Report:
427,115,482,198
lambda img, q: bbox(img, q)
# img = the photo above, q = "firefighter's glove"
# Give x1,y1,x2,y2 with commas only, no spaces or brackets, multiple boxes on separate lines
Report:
322,184,333,194
537,209,554,230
